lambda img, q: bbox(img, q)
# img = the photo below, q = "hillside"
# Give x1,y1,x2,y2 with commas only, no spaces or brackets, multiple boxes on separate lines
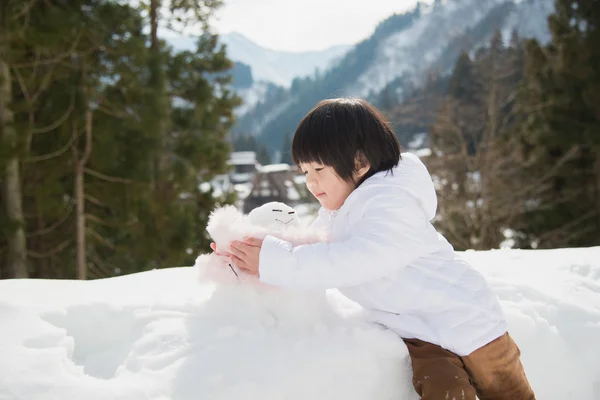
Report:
233,0,554,154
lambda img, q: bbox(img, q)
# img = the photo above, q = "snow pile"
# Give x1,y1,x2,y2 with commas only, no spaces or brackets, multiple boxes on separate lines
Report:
1,247,600,400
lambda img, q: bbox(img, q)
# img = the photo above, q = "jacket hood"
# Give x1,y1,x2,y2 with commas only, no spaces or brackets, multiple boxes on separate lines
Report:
361,152,438,221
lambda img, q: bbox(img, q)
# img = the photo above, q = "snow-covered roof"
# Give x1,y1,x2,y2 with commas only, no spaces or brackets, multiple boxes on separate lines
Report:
227,151,257,165
257,163,292,173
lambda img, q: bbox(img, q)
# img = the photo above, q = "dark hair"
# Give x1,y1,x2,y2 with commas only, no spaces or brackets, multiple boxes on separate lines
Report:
292,98,401,184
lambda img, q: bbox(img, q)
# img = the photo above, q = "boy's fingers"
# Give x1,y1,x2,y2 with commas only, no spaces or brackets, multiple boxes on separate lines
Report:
243,237,263,247
231,241,253,252
229,244,246,257
231,255,245,269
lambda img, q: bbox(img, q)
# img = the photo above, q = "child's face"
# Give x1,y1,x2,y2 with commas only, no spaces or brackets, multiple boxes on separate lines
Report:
299,162,358,211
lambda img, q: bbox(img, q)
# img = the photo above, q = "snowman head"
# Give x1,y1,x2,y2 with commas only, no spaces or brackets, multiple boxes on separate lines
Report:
247,201,300,231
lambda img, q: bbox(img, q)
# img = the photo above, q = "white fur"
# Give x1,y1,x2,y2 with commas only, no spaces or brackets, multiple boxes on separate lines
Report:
196,201,327,285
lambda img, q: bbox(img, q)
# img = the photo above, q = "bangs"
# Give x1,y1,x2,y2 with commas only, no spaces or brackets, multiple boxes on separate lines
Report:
292,115,334,166
291,101,356,178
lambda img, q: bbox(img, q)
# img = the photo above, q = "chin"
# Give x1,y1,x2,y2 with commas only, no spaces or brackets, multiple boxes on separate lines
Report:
315,196,339,211
321,202,339,211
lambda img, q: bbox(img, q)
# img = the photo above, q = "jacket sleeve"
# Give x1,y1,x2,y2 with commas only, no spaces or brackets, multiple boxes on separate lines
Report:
258,192,436,289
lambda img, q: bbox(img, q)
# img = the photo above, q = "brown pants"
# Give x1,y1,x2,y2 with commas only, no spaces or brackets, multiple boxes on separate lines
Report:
403,333,535,400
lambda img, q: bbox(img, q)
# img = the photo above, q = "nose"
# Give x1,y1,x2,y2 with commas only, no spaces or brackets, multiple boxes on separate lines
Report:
305,172,319,191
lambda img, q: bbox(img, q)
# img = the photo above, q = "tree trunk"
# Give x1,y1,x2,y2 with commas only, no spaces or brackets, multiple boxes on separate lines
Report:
149,0,166,187
0,56,27,278
75,148,86,280
74,61,93,280
595,153,600,234
150,0,159,49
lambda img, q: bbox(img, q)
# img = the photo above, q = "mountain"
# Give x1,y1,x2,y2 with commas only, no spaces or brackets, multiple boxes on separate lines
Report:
219,32,351,87
166,32,351,88
233,0,555,153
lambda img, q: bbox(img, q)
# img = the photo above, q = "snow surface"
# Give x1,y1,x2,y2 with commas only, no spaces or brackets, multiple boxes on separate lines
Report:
1,247,600,400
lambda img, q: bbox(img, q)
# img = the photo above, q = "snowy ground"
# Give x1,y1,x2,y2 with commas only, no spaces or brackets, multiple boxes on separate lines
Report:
1,247,599,400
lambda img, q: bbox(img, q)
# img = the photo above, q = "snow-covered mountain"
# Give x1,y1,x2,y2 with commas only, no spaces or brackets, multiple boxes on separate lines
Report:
219,32,351,87
167,32,351,88
348,0,553,98
233,0,555,152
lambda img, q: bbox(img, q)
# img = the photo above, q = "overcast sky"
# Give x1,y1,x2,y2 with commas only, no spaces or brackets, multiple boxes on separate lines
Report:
211,0,428,52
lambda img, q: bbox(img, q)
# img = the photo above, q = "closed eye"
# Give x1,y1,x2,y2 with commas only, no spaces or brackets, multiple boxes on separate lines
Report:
272,209,282,212
288,211,295,214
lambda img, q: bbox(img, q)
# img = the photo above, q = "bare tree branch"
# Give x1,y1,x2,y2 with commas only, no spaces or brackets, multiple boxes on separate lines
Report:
85,213,135,228
28,240,71,259
12,67,31,103
11,31,83,68
85,194,109,208
10,0,36,21
84,168,132,183
24,127,78,162
26,201,74,238
31,92,75,134
88,228,117,250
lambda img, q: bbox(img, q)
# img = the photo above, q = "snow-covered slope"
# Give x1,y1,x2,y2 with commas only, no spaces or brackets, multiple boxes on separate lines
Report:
350,0,500,96
234,0,554,151
233,81,273,116
1,247,600,399
350,0,554,97
219,32,351,87
167,32,350,88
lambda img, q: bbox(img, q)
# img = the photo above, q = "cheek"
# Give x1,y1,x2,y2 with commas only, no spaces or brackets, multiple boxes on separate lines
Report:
335,181,354,200
305,180,318,193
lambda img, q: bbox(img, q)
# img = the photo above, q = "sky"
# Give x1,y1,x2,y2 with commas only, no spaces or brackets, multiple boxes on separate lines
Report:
211,0,428,52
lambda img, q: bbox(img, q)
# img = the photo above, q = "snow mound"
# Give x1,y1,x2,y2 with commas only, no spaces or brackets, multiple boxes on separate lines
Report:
0,247,599,399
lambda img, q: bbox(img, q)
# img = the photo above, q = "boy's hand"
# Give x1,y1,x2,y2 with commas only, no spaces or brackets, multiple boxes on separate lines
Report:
210,242,231,257
229,237,263,276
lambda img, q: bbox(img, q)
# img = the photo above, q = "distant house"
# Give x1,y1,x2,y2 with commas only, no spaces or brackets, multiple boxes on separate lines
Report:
242,163,314,213
228,151,261,185
202,151,259,203
204,153,317,214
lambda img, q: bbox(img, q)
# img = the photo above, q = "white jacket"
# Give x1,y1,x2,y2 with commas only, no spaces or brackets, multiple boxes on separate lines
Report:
258,152,507,356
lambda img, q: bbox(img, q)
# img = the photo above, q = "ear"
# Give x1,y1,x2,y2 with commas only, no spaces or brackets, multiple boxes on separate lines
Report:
354,153,371,179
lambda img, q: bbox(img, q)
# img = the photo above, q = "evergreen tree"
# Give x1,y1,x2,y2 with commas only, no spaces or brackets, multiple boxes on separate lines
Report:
0,1,24,277
0,0,90,278
515,0,600,248
0,0,239,279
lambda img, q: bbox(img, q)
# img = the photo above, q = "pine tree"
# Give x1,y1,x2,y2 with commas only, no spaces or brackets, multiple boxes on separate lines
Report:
20,0,150,279
0,7,24,276
515,0,600,248
1,0,240,279
0,0,85,278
